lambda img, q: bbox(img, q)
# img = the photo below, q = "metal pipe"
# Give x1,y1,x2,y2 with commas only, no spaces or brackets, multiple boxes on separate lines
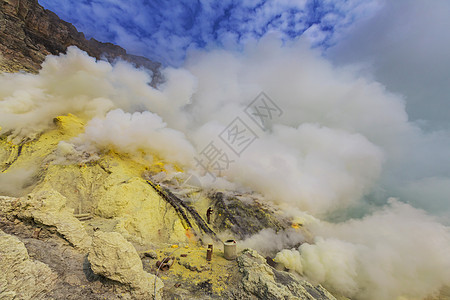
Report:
153,247,181,300
206,244,213,261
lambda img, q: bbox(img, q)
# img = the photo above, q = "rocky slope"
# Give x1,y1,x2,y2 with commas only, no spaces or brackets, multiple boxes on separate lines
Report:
0,114,337,299
0,0,160,84
0,2,340,299
0,108,342,300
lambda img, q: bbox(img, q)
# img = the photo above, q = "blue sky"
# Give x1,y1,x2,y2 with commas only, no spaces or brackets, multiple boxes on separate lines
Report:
38,0,450,128
38,0,381,65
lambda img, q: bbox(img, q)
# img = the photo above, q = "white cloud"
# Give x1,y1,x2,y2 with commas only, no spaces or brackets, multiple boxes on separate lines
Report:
2,34,450,299
329,0,450,129
39,0,381,65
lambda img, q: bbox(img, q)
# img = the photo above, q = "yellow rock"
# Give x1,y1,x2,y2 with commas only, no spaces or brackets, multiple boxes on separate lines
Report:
89,231,163,299
1,114,85,175
155,244,236,296
1,114,189,245
291,223,300,229
0,190,92,250
0,229,58,299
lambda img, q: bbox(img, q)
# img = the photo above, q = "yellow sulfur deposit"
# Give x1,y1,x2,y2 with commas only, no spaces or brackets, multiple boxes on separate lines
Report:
0,113,342,300
1,114,189,245
152,244,238,296
1,114,85,173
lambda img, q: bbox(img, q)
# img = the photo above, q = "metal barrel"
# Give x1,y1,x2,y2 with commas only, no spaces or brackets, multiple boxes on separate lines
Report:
223,239,237,260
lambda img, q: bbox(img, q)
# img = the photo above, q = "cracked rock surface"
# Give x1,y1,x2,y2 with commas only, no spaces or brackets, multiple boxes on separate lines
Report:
88,231,164,300
236,249,336,300
0,229,57,300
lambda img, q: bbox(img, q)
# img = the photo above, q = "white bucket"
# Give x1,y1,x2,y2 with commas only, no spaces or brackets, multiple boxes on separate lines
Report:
223,239,237,260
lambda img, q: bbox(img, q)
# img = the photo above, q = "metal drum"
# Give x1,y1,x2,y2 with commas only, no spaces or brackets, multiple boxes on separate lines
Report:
223,239,237,260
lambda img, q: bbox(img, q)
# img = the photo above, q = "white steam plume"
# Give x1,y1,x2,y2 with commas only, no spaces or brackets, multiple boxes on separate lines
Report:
0,47,195,141
0,168,36,197
77,109,195,166
0,36,449,299
238,228,305,257
275,199,450,300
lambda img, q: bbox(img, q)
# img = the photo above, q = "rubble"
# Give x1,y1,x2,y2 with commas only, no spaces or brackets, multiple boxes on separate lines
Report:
178,259,211,272
143,250,158,259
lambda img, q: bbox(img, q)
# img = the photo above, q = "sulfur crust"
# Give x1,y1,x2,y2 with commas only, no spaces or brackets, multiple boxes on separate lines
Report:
1,114,242,295
1,114,189,245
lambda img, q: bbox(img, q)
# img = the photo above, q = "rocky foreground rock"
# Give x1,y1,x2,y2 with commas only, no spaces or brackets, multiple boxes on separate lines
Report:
0,191,92,250
89,231,164,300
0,229,57,299
236,249,336,300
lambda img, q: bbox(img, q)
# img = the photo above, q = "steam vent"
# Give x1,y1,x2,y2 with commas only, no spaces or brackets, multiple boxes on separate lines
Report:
1,0,450,299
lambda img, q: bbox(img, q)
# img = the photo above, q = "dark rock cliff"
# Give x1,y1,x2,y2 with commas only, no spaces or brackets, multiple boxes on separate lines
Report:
0,0,160,83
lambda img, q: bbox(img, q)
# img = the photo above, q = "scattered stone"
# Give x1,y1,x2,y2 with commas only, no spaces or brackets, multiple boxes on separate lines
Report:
143,250,158,259
178,259,211,272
